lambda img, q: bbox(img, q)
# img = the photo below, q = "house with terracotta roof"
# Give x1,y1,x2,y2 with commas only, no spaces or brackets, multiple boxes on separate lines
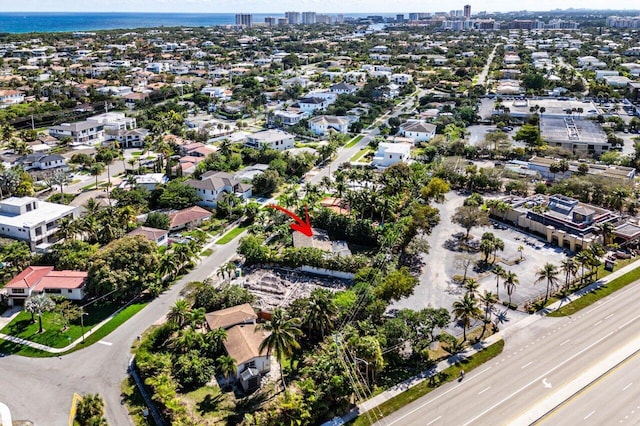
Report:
204,303,270,391
2,266,87,306
126,226,168,246
167,205,212,231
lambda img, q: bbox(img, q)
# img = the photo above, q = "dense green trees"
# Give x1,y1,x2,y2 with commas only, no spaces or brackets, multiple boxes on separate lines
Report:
86,236,161,301
75,393,106,426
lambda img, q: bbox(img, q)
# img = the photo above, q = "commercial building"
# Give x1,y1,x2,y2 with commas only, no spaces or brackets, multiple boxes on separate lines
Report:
0,197,79,251
540,117,610,156
464,4,471,19
488,194,618,251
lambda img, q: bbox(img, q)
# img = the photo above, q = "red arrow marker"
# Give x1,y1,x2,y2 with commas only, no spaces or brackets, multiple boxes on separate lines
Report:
266,205,314,237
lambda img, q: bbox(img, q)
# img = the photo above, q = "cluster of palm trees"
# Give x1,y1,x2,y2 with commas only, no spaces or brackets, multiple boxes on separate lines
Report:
491,265,520,305
57,198,136,245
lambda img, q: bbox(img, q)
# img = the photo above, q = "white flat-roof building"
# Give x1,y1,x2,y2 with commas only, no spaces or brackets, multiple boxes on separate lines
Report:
49,121,105,146
245,129,294,151
0,197,79,251
87,112,136,131
372,142,412,169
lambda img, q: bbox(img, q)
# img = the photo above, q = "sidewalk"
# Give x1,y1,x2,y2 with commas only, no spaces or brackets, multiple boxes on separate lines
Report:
341,258,640,424
0,300,138,354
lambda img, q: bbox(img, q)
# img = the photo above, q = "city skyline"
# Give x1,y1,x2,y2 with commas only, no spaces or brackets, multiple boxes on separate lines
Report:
2,0,639,14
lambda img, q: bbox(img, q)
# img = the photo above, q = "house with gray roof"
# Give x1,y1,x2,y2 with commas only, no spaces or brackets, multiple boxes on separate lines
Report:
399,119,437,142
185,171,252,207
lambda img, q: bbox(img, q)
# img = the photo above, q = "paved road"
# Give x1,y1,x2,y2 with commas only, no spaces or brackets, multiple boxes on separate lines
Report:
375,278,640,426
306,92,422,185
537,349,640,425
476,43,500,86
0,239,240,425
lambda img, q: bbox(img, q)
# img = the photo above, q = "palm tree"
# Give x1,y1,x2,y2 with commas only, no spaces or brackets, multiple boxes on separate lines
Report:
463,278,480,298
560,258,578,294
88,162,105,189
167,299,191,328
301,289,338,340
216,355,237,391
25,294,55,334
517,245,524,260
535,263,560,304
503,271,519,305
452,293,482,342
575,250,593,284
479,291,498,338
258,308,302,389
491,265,506,300
170,328,204,354
188,307,206,331
206,327,227,355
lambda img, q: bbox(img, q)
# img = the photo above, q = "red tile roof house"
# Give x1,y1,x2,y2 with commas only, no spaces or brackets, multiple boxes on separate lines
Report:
167,205,212,232
2,266,88,307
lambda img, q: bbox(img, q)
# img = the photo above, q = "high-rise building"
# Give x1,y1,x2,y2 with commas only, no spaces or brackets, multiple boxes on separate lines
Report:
264,16,276,26
302,11,317,25
409,13,420,21
285,11,300,25
396,14,405,23
464,5,471,19
235,14,253,27
278,18,289,26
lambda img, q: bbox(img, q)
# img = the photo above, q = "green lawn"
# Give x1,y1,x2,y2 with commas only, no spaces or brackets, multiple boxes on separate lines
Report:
0,300,144,349
350,148,372,163
215,226,247,244
350,340,505,426
0,301,147,357
131,151,144,156
345,135,364,148
549,266,640,317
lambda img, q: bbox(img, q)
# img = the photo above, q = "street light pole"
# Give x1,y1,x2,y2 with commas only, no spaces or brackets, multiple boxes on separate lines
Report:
80,310,89,344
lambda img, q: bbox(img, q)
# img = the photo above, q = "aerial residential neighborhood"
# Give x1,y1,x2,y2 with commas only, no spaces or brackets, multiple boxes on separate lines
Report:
1,3,640,426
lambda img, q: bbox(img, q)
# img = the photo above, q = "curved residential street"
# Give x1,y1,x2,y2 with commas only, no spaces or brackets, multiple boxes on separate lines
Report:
0,239,240,425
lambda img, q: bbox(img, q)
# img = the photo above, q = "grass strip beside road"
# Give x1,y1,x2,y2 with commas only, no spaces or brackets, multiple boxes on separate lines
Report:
351,339,505,426
548,266,640,317
350,148,372,163
216,226,247,244
345,135,364,148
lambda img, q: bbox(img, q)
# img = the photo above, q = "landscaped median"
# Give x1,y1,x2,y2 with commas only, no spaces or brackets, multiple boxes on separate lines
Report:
345,135,364,148
548,264,640,317
349,339,505,426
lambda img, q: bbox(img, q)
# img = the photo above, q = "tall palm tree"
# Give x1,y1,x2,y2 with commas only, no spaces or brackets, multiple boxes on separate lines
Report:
535,263,560,304
25,294,55,334
258,308,302,389
503,270,519,305
166,299,191,328
575,250,593,284
561,258,578,294
479,291,498,338
452,293,482,342
301,289,338,340
491,265,506,300
206,327,227,355
170,328,204,354
216,355,237,391
188,307,206,331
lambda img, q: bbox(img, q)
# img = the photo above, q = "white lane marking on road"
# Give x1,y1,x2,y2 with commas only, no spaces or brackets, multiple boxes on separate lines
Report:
594,320,603,326
461,330,615,426
623,383,633,391
384,367,492,426
97,341,112,346
560,339,571,346
426,416,441,425
521,361,533,369
605,314,615,320
584,411,596,420
478,386,491,395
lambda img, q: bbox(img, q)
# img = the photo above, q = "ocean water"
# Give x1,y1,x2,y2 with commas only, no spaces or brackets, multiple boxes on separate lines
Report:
0,12,396,34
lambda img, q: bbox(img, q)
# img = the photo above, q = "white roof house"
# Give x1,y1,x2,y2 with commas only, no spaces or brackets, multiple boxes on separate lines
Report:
0,197,79,251
245,130,294,151
372,142,412,169
308,115,350,135
399,120,437,143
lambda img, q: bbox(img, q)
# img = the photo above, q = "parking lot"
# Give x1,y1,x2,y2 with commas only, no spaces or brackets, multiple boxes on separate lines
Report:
391,192,567,317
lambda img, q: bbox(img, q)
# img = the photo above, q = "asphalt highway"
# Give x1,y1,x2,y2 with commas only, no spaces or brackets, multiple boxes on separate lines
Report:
374,279,640,426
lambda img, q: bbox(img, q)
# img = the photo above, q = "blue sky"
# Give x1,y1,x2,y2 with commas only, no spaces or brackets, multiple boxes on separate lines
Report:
3,0,637,13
